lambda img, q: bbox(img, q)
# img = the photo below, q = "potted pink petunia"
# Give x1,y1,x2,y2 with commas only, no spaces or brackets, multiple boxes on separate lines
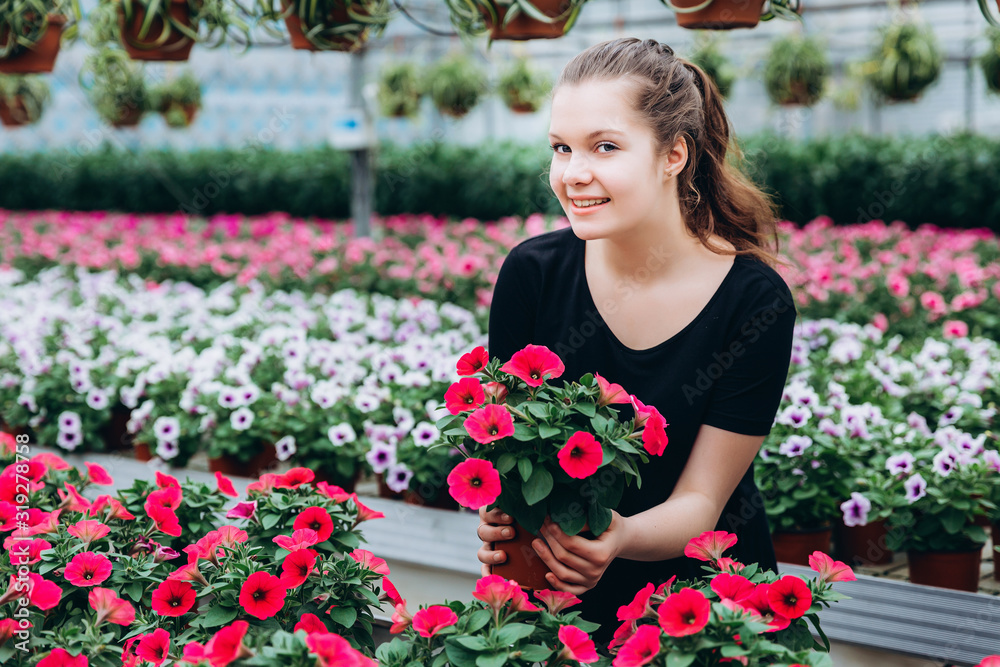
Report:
436,344,668,589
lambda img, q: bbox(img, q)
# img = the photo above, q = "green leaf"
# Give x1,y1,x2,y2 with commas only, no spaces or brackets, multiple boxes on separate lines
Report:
525,402,548,419
465,608,492,634
476,653,508,667
195,605,238,629
445,639,482,667
517,645,552,661
513,423,538,442
574,401,596,417
455,636,490,651
125,581,144,602
261,513,280,530
517,458,533,482
666,653,697,667
328,606,358,628
580,373,594,386
496,453,517,475
522,467,553,506
496,623,535,644
588,503,612,536
538,424,561,440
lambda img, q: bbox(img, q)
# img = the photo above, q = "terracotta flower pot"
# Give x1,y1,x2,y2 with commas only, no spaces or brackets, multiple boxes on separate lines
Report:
0,96,32,126
403,488,460,511
0,14,67,74
491,521,551,590
282,2,371,52
771,527,832,566
118,0,196,62
134,442,153,462
111,105,144,128
907,548,982,592
835,519,893,566
669,0,764,30
311,468,361,494
484,0,571,41
208,443,278,478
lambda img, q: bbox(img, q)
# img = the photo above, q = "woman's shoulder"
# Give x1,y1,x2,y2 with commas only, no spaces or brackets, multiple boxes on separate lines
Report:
502,226,579,274
729,253,797,317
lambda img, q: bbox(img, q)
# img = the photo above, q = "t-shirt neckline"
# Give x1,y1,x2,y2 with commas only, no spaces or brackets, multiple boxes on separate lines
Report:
576,234,741,355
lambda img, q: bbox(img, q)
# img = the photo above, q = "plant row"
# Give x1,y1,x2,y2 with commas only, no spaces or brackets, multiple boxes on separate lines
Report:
2,131,1000,228
2,212,998,340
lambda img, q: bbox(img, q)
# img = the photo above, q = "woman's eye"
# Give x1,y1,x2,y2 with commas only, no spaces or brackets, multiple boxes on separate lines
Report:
549,142,618,153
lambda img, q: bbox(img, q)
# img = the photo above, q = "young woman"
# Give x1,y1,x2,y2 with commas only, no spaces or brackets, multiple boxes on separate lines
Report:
477,37,798,645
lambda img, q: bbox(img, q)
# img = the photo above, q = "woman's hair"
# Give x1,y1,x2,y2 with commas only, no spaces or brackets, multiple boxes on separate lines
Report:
552,37,786,270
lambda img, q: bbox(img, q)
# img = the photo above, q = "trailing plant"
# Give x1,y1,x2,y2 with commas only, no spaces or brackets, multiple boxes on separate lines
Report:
496,56,552,113
0,72,49,123
764,32,830,107
0,0,83,60
981,25,1000,95
149,69,202,127
864,12,943,103
424,53,489,119
376,61,423,119
687,32,736,99
256,0,391,52
112,0,254,54
443,0,586,46
79,47,151,125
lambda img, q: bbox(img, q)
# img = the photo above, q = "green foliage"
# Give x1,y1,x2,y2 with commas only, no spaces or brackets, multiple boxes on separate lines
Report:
865,14,943,102
79,47,150,126
496,57,552,113
1,134,999,230
0,73,49,123
424,53,489,119
764,33,830,107
687,33,736,99
981,26,1000,95
377,61,423,119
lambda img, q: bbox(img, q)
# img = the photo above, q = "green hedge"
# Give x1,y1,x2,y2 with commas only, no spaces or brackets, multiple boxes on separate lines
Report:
1,133,998,229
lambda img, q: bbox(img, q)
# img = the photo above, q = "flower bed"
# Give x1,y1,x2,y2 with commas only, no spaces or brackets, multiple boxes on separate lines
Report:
0,266,483,502
1,211,998,339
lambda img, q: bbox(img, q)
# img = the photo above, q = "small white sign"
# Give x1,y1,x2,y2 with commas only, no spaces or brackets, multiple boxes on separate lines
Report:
330,108,375,150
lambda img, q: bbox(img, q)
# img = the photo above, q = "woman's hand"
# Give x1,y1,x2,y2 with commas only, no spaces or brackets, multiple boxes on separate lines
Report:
476,507,515,577
532,511,630,595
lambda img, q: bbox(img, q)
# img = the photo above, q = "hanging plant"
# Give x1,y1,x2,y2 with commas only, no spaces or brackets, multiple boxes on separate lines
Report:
686,32,735,99
977,0,999,29
658,0,800,31
256,0,390,52
424,53,488,119
496,56,551,113
764,32,830,106
96,0,254,62
0,1,82,73
80,47,151,127
981,26,1000,95
149,69,202,127
376,61,423,119
444,0,586,44
0,73,50,125
864,12,942,103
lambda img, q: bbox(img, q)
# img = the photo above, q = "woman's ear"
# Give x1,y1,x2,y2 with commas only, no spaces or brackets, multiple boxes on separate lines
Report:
663,136,689,180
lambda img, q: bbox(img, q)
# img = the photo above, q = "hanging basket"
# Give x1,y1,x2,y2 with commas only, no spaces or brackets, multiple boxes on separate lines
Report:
484,0,572,41
666,0,764,30
0,14,67,74
110,105,145,128
282,2,371,52
118,0,196,62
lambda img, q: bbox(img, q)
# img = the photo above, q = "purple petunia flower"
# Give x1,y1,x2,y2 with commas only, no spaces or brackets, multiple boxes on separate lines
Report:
412,422,439,447
365,441,397,474
275,435,296,462
885,452,915,476
932,448,958,477
230,407,254,432
59,411,82,434
904,473,927,503
840,492,871,527
384,463,414,493
779,435,812,457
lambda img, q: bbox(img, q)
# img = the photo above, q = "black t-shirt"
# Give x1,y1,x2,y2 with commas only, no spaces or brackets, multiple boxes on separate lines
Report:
487,227,796,643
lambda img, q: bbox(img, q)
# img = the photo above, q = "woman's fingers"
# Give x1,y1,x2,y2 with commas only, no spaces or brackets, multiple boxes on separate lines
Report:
478,522,515,543
531,537,587,586
481,507,514,525
477,543,507,566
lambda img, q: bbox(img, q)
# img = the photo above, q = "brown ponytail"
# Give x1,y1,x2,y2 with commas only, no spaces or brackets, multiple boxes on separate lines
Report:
551,38,787,270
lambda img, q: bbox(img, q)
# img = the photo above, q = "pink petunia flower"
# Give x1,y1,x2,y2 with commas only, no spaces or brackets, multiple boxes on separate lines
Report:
446,459,501,510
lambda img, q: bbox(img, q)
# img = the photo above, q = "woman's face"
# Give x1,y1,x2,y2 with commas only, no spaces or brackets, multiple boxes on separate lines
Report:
548,79,671,242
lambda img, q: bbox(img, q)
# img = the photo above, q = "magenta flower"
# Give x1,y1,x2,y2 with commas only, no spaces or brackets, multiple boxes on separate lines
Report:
446,459,501,510
463,404,514,444
412,605,458,638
